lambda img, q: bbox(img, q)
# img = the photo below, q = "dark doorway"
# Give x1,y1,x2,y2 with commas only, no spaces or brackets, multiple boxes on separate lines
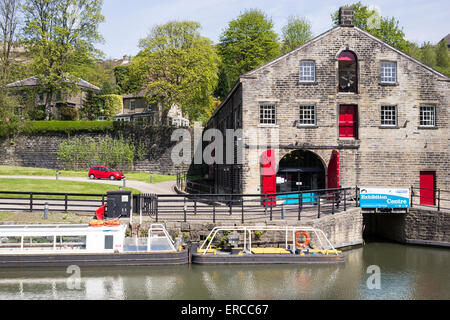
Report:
277,150,326,193
338,51,358,93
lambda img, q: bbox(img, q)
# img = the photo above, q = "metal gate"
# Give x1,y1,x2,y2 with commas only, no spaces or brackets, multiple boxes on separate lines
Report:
133,194,158,216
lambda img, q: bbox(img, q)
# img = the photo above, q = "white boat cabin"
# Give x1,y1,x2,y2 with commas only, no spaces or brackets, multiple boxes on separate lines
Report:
0,224,127,254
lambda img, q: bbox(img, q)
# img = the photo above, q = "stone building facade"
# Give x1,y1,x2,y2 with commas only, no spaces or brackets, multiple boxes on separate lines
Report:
6,76,100,119
204,8,449,197
114,90,189,127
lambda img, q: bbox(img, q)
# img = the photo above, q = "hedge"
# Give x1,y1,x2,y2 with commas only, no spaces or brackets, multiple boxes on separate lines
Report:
21,121,114,135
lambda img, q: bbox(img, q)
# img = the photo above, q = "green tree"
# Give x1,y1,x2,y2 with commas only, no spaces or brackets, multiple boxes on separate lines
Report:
22,0,105,120
218,9,280,92
420,42,436,67
79,90,101,120
331,2,410,52
281,15,313,54
133,20,219,122
435,40,449,69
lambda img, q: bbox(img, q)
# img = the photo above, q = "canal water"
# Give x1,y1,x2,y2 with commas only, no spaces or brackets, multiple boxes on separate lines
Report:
0,242,448,300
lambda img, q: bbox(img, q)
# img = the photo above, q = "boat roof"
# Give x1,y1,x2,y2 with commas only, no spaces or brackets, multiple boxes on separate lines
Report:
0,224,124,235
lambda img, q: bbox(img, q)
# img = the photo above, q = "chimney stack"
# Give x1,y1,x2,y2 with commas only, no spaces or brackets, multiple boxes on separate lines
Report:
339,6,354,27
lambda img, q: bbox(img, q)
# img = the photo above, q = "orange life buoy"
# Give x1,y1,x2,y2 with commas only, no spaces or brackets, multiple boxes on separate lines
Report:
104,219,121,226
89,220,104,227
295,231,310,248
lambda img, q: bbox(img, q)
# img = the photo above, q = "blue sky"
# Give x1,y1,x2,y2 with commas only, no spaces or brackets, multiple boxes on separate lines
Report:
97,0,450,59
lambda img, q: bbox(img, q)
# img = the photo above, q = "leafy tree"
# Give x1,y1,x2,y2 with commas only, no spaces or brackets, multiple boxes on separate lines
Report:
114,63,145,95
420,42,436,67
331,2,409,52
98,94,122,120
0,0,20,85
79,90,101,120
281,15,313,54
0,92,20,137
113,65,132,94
213,63,231,101
132,20,219,123
435,40,449,69
22,0,105,120
218,9,280,92
98,81,116,95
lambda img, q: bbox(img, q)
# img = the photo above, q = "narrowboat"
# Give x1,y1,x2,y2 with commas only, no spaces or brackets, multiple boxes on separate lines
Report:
0,223,188,267
191,226,344,265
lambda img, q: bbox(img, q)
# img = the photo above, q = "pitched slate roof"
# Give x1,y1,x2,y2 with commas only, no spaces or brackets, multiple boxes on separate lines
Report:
6,76,100,91
442,34,450,46
123,89,146,99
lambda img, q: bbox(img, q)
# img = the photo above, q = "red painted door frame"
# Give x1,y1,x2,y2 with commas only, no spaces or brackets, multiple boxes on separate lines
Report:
420,171,435,205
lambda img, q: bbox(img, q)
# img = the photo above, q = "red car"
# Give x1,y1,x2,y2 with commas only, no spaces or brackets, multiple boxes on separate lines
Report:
88,166,125,180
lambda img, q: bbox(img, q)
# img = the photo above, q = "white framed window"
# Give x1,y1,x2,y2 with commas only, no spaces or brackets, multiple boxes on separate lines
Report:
259,105,276,125
419,105,436,127
129,100,135,111
299,105,316,126
381,106,397,127
380,61,397,83
299,61,316,82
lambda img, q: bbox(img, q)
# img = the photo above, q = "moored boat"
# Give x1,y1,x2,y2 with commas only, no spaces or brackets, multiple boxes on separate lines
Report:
0,223,188,267
191,226,345,265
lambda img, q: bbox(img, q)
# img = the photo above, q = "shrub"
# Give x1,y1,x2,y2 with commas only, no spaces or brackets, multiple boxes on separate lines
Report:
28,106,46,120
58,105,79,120
57,135,136,170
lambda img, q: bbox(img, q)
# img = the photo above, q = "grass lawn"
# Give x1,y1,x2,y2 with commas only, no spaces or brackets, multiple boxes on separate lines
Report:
0,165,176,184
0,178,140,198
0,211,95,224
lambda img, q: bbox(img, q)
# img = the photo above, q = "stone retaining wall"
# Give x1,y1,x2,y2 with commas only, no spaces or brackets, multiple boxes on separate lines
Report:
0,125,194,175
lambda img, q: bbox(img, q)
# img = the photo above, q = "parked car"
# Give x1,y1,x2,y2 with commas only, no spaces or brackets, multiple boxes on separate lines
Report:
88,166,125,180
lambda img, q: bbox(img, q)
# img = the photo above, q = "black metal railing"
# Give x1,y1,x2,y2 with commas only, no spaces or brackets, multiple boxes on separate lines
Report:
0,191,106,214
410,186,450,211
133,187,356,223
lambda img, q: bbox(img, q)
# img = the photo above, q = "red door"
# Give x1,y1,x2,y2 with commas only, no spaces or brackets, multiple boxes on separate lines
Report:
420,171,435,205
261,150,276,206
327,150,340,189
339,105,358,138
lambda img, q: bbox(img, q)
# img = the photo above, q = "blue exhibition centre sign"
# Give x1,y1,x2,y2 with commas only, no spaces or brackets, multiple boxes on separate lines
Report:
360,187,410,209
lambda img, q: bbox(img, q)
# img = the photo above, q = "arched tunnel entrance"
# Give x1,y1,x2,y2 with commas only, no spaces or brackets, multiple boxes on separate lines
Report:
276,150,326,193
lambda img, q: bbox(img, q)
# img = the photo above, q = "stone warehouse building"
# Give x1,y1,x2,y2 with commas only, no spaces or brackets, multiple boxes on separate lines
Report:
202,7,449,202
